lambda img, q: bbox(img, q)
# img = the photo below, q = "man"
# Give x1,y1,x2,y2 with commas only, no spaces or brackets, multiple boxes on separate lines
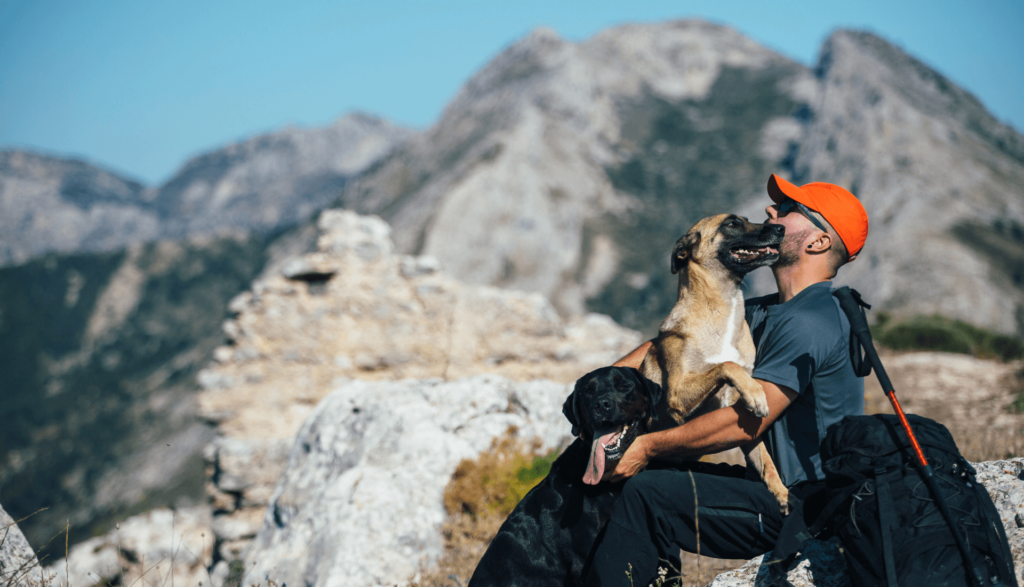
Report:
583,174,870,586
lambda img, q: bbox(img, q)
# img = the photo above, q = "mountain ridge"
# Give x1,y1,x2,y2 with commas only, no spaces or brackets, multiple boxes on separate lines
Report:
0,112,411,267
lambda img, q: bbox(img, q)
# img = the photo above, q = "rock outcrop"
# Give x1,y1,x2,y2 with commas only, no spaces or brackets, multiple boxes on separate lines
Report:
199,209,641,562
1,503,44,587
44,506,213,587
227,361,1024,587
239,376,571,587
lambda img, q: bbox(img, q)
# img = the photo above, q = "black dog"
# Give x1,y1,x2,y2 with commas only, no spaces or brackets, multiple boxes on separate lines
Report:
468,366,662,586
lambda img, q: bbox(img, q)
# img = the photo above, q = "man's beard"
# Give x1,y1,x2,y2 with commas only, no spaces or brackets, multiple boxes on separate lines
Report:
772,228,813,269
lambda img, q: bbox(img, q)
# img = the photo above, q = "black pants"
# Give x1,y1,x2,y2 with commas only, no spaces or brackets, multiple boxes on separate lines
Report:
583,461,786,587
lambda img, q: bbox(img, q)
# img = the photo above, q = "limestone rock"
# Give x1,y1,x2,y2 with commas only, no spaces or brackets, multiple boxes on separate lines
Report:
44,506,213,587
198,209,641,559
240,376,572,587
1,502,44,587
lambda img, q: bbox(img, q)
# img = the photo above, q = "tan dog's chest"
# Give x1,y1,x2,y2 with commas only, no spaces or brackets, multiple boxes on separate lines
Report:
638,213,789,513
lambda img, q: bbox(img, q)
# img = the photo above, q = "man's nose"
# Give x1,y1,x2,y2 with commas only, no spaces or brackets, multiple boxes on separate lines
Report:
765,204,778,220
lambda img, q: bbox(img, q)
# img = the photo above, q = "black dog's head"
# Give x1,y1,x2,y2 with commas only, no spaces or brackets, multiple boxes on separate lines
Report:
562,366,663,485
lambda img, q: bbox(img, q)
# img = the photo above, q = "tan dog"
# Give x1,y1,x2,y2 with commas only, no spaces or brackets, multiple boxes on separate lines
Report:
640,214,790,513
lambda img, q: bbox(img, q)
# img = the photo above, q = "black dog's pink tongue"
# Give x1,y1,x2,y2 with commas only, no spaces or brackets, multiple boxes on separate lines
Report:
583,427,621,485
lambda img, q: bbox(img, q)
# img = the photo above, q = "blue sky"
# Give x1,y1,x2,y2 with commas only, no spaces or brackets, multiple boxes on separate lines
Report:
1,0,1022,185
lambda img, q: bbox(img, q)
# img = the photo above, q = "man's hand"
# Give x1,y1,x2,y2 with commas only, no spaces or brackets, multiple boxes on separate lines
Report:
603,434,651,482
600,379,797,484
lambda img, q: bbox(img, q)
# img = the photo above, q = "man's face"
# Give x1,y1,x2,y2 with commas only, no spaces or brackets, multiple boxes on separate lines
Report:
765,202,818,268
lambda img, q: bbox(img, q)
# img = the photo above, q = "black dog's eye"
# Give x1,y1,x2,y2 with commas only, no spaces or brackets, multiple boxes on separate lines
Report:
617,384,631,392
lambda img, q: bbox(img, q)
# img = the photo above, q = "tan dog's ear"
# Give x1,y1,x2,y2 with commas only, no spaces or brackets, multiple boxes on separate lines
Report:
671,232,701,274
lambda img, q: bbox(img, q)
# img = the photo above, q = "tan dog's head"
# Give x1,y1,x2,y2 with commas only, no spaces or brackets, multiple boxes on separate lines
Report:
671,214,785,279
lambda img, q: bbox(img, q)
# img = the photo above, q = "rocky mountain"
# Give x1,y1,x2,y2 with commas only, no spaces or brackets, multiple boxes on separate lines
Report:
0,112,410,268
747,30,1024,334
339,21,1024,336
0,114,409,549
7,16,1024,573
154,112,412,239
0,233,267,551
0,151,156,267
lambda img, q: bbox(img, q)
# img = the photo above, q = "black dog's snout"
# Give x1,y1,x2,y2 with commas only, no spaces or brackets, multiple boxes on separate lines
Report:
598,398,613,413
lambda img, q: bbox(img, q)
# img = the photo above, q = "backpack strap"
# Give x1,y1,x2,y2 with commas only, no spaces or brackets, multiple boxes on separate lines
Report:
834,287,873,377
874,466,901,587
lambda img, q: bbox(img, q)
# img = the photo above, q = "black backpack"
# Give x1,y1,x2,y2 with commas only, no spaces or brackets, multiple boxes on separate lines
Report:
771,413,1017,587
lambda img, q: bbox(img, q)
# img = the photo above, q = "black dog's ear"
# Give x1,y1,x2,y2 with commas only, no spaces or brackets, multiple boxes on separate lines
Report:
562,379,582,437
634,370,663,424
671,232,701,274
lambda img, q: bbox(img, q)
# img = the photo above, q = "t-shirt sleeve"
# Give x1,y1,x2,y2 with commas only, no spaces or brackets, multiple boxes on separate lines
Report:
751,312,837,395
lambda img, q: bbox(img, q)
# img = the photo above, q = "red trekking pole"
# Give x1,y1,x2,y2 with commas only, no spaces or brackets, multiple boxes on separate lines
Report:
833,286,989,587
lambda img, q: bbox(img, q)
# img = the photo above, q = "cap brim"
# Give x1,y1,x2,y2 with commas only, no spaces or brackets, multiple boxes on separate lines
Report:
767,174,810,206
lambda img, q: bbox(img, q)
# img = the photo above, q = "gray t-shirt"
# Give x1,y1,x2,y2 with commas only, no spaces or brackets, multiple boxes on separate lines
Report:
745,281,864,487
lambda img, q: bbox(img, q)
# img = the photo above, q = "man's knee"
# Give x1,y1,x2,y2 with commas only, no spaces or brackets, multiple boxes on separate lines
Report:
618,470,692,517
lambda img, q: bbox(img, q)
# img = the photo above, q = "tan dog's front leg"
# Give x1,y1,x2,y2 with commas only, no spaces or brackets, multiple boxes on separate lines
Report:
665,361,769,422
742,440,790,515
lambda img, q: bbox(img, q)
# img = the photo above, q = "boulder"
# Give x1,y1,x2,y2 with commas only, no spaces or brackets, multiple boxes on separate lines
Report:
44,506,213,587
240,375,572,587
1,502,44,587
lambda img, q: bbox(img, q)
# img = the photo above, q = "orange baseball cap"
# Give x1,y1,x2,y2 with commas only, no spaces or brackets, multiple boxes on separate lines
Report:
767,174,869,261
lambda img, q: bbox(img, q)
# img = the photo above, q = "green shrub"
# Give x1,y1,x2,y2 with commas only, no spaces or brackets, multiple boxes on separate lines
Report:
874,314,1024,362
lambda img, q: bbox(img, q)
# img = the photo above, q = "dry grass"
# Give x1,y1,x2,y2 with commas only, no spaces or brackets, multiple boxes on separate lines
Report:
411,428,558,587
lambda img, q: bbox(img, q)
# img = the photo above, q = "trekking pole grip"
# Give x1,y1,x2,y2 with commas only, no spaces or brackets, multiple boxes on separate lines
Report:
832,287,894,393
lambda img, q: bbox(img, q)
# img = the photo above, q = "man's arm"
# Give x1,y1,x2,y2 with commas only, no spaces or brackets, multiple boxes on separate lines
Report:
613,341,653,369
605,378,798,482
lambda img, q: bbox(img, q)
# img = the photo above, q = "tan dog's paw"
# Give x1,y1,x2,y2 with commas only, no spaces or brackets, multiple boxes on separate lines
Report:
732,371,769,418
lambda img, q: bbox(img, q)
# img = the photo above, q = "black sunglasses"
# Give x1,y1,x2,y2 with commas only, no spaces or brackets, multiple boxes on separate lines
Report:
778,198,828,233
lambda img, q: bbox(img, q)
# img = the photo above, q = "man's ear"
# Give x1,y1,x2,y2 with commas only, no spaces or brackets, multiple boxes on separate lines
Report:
562,380,582,437
671,232,701,274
